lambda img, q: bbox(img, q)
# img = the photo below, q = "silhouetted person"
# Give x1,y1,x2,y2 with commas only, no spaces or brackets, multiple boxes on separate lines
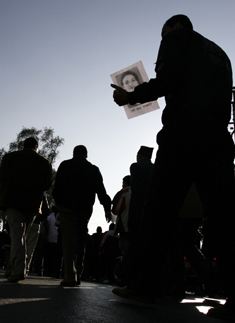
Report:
112,175,131,257
43,206,60,277
100,223,120,282
117,147,153,286
90,226,103,281
128,146,154,238
52,145,112,287
0,137,52,282
111,14,235,319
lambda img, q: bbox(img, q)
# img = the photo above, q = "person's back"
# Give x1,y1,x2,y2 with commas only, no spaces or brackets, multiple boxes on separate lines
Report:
155,28,232,146
0,149,52,214
53,155,109,214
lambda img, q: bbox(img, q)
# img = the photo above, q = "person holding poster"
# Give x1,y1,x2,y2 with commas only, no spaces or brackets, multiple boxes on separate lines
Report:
111,14,235,320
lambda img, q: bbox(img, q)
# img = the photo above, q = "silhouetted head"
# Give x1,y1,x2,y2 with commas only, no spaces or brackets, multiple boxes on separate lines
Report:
96,226,102,234
122,175,131,188
121,70,140,92
73,145,87,158
137,146,153,162
162,14,193,38
23,137,38,152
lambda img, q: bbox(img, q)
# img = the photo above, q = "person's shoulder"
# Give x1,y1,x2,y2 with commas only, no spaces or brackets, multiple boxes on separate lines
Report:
57,158,73,168
2,150,25,163
36,151,51,165
61,158,72,164
193,30,229,60
130,161,142,171
130,161,138,169
3,150,19,159
89,161,100,173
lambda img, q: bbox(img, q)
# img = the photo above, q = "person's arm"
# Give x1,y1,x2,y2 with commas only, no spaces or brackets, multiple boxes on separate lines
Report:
111,79,161,106
93,166,112,218
111,32,180,106
52,162,66,206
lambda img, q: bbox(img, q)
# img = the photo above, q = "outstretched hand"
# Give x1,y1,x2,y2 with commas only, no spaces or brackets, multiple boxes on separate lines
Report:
111,84,129,106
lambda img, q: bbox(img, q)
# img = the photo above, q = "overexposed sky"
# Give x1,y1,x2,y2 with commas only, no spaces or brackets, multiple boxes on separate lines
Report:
1,0,235,233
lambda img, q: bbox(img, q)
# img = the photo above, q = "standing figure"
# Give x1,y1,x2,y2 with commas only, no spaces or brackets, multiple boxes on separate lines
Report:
52,145,111,287
0,137,52,282
112,175,131,257
111,14,235,319
128,146,154,238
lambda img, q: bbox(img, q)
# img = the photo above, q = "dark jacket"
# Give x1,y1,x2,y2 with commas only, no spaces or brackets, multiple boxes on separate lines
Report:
0,149,52,214
128,29,233,147
52,155,111,216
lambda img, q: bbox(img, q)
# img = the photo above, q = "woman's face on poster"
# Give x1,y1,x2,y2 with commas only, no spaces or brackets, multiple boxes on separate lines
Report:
122,74,139,92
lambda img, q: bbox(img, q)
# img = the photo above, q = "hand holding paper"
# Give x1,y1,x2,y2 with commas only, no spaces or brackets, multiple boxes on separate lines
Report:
111,84,129,106
110,61,159,119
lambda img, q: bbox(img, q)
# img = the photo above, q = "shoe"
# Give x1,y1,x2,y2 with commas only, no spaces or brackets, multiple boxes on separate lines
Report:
60,280,80,287
7,274,25,283
112,287,155,304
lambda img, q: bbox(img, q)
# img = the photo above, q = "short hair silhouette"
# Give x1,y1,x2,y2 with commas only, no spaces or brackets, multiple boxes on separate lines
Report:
165,14,193,30
73,145,87,157
23,137,38,150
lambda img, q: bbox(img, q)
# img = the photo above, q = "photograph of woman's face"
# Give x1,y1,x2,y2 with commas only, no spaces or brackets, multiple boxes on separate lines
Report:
121,74,139,92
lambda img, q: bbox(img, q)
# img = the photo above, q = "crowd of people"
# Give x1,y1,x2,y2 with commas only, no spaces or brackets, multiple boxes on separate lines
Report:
1,13,235,321
0,214,121,283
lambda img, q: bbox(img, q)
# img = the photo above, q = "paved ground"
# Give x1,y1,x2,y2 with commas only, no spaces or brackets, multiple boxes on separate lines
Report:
0,269,226,323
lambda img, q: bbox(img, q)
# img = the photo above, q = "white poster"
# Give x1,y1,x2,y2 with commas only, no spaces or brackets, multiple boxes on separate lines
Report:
111,61,160,119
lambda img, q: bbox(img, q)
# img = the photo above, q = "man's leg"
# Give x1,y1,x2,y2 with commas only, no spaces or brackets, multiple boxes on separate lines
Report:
195,147,235,302
7,208,27,280
26,222,40,272
59,206,77,285
76,216,89,284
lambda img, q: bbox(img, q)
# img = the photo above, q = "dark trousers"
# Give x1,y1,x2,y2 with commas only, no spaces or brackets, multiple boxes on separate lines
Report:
59,206,89,283
127,136,235,299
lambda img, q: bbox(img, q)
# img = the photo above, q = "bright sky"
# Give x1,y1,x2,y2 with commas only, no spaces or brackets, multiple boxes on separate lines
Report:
1,0,235,233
